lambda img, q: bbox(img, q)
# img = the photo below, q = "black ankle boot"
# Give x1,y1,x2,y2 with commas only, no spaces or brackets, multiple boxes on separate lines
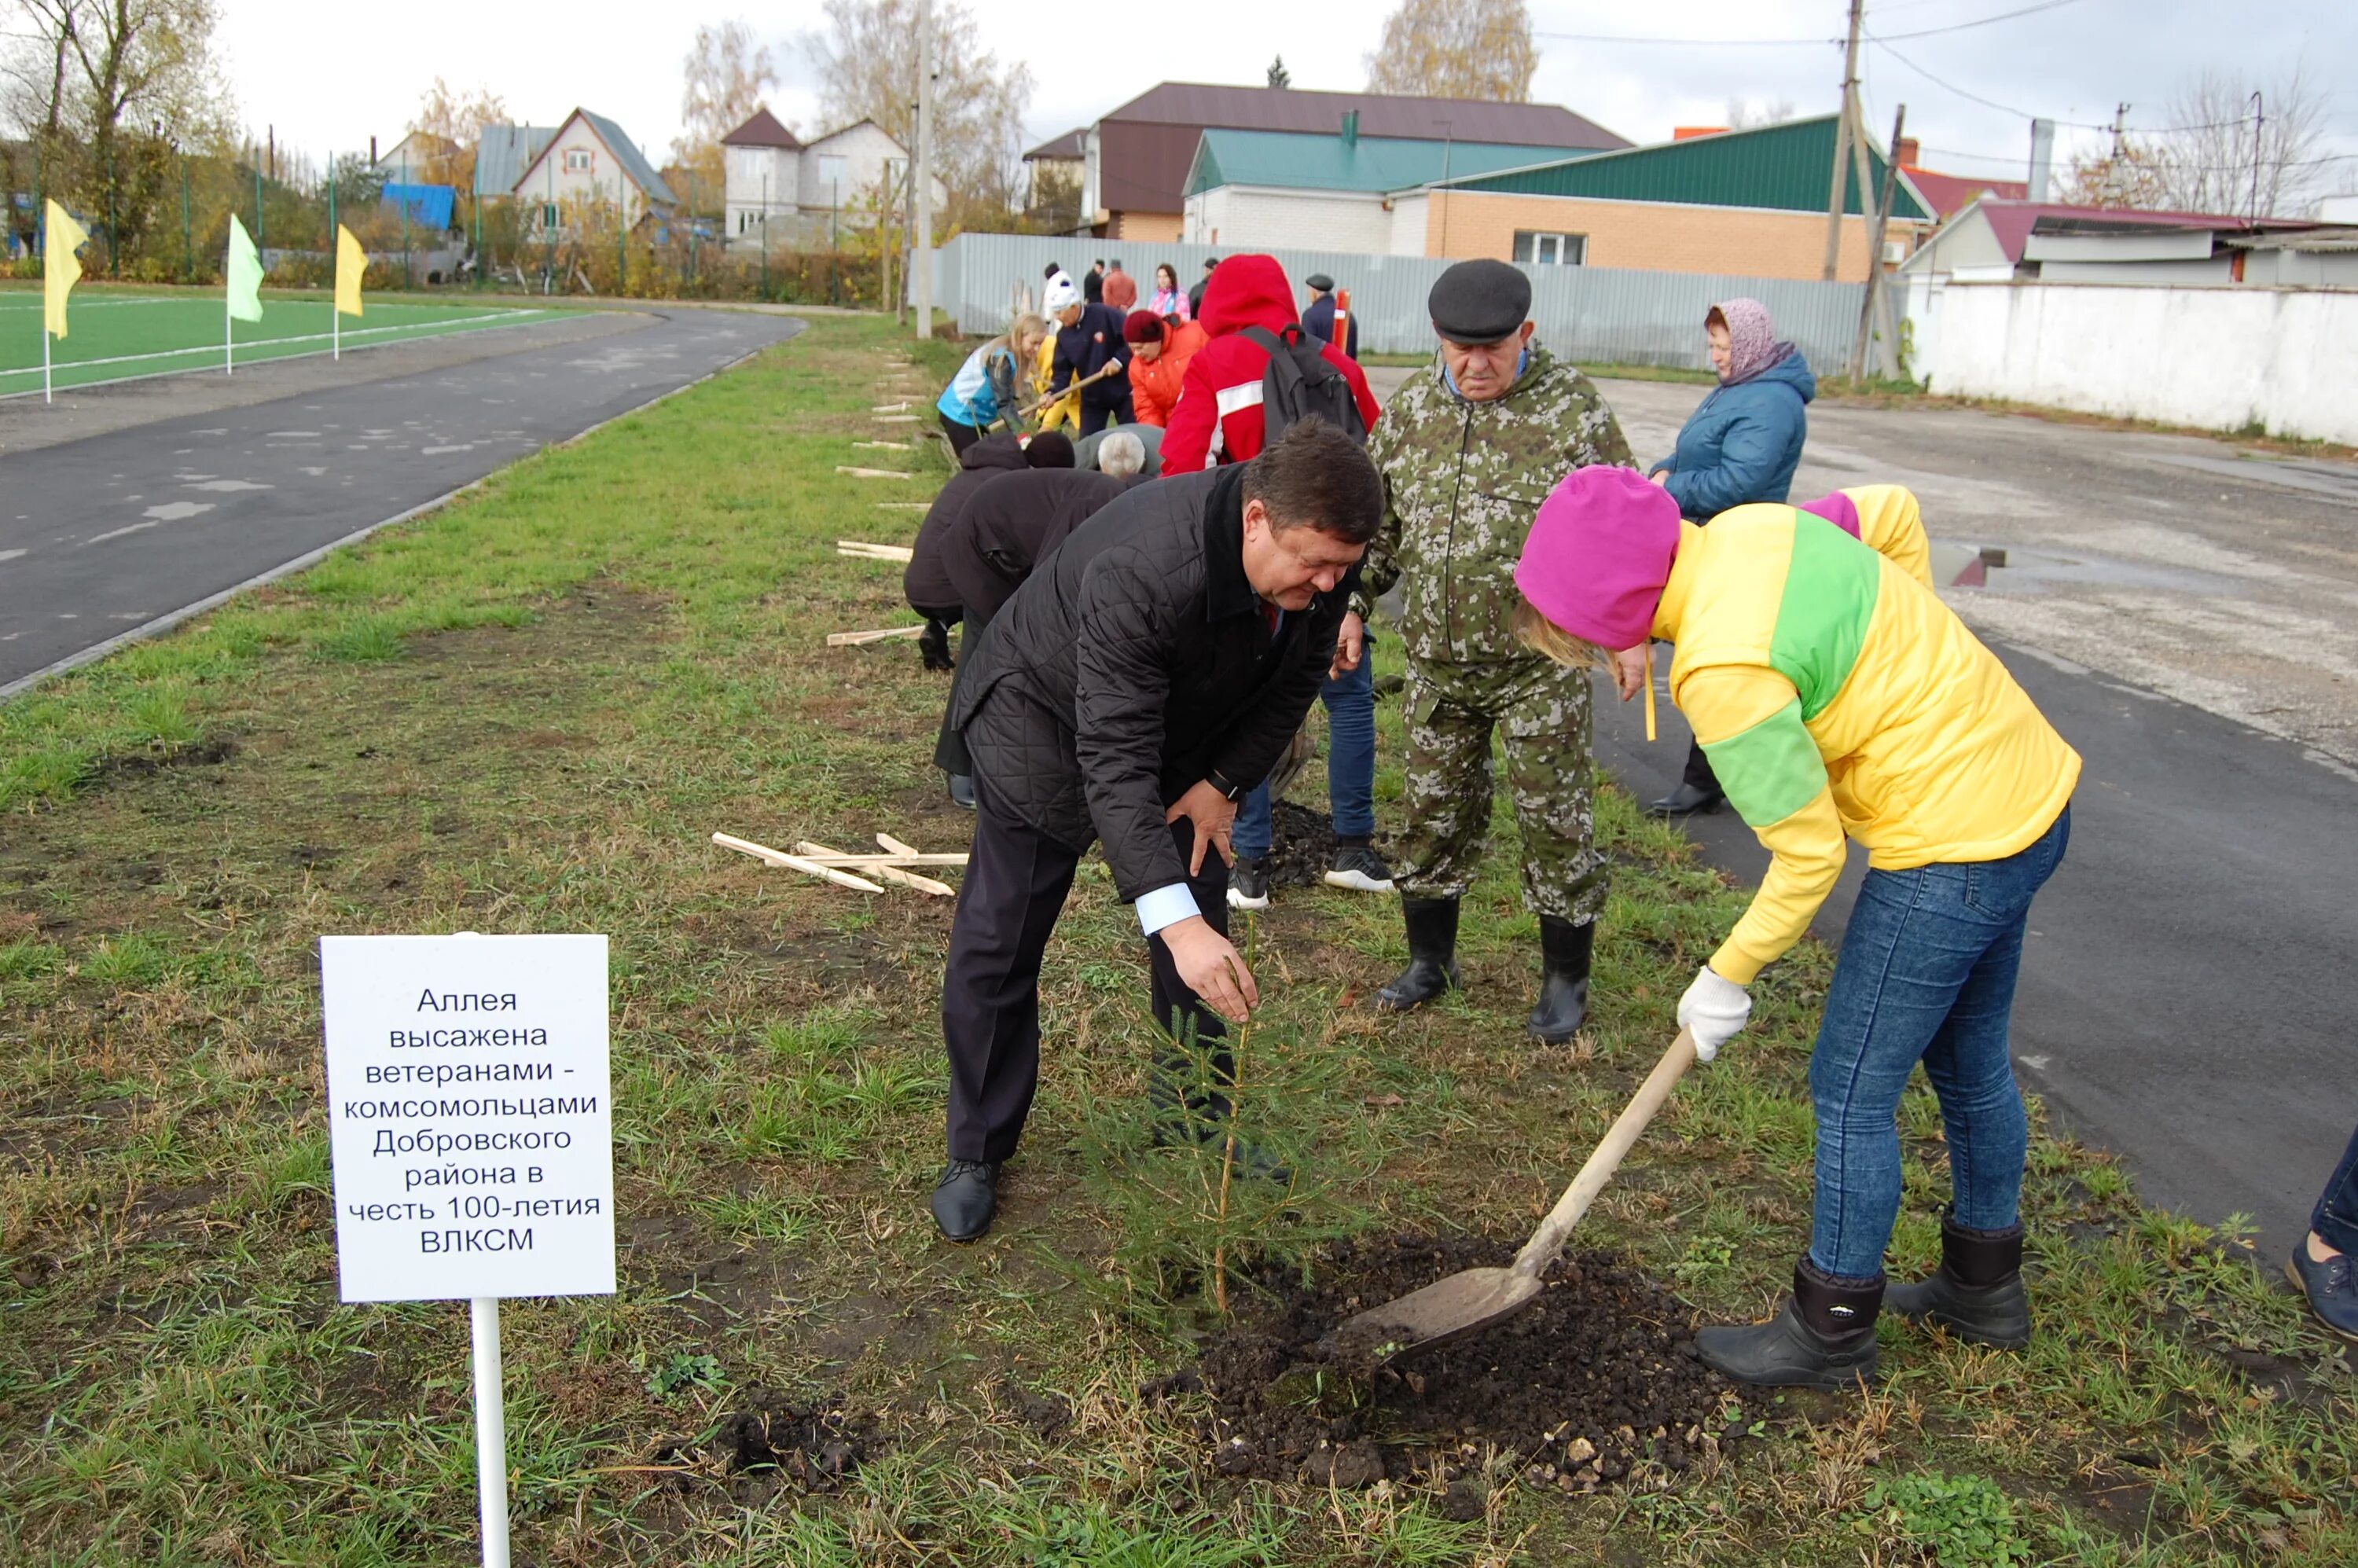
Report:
1376,897,1460,1013
1886,1212,2030,1349
918,617,955,671
1527,916,1593,1044
1695,1258,1882,1390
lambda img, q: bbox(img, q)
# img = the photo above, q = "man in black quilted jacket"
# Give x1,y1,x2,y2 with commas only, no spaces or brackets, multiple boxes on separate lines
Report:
931,419,1383,1242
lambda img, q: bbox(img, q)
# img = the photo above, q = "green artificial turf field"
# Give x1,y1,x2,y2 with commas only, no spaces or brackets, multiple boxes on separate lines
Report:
0,287,549,398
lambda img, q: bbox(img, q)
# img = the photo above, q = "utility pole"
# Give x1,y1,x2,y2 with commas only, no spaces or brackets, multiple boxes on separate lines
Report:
913,0,935,340
1821,0,1864,281
1850,103,1905,383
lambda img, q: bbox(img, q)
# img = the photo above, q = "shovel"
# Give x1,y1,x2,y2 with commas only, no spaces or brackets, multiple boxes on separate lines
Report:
1334,1030,1699,1361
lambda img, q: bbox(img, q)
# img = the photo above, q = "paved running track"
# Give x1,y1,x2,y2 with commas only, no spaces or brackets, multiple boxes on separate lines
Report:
0,307,804,692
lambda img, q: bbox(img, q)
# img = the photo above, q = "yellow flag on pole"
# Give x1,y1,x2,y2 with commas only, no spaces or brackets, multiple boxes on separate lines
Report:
335,226,366,318
43,200,89,339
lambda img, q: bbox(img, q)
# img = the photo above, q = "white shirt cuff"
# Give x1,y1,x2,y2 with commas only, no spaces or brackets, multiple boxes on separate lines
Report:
1135,882,1201,937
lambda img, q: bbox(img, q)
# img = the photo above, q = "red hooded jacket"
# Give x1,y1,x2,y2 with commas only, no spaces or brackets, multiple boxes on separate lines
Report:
1159,255,1380,472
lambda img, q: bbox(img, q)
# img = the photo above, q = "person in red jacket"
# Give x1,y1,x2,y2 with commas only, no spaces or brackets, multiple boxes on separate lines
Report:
1125,309,1209,428
1161,254,1380,472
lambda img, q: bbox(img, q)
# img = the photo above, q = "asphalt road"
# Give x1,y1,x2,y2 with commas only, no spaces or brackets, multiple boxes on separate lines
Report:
1361,365,2358,1254
0,307,804,693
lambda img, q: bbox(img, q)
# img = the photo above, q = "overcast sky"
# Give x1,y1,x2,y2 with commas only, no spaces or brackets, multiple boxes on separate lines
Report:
215,0,2355,202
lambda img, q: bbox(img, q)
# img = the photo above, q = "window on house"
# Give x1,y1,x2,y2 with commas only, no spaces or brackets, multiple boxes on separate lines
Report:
1512,230,1585,266
817,154,848,194
564,149,592,174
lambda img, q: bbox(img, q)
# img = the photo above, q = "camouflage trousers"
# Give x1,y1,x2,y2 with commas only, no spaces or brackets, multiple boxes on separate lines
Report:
1394,655,1606,924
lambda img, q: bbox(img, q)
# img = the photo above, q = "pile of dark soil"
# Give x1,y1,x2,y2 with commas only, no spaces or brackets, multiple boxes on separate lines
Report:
1153,1235,1736,1508
1262,800,1341,888
651,1389,878,1499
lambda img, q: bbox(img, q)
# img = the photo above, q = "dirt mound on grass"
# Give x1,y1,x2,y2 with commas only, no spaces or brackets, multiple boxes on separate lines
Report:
1155,1235,1736,1503
1262,800,1341,887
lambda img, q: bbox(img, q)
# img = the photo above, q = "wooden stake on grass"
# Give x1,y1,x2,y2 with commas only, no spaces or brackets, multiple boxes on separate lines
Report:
836,467,913,479
837,540,916,561
710,832,884,893
796,840,953,898
825,626,926,647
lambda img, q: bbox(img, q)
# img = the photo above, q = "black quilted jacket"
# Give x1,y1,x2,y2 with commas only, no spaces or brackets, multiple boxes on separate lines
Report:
903,434,1031,615
941,468,1143,620
953,465,1353,901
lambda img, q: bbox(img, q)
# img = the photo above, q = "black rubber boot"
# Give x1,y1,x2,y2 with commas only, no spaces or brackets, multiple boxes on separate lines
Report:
1886,1212,2031,1350
1647,782,1724,817
1527,916,1594,1044
1695,1258,1882,1390
1376,897,1460,1013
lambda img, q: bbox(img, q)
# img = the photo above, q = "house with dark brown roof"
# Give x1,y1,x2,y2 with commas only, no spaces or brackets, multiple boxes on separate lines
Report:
1070,81,1628,241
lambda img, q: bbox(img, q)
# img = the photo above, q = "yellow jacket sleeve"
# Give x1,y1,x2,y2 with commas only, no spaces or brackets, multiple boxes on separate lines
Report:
1680,663,1849,985
1846,485,1936,593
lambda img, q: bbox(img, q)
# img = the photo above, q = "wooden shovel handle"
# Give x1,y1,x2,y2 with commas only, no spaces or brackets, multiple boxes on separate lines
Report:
1511,1030,1699,1278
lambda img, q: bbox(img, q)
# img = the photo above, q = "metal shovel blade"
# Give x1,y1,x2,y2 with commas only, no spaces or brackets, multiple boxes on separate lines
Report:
1335,1266,1544,1361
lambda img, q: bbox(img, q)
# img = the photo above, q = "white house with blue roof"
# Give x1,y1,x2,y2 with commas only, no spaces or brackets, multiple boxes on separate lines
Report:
509,108,677,226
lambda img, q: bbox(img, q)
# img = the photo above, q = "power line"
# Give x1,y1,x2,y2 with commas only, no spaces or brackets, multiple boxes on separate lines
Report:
1536,0,2091,48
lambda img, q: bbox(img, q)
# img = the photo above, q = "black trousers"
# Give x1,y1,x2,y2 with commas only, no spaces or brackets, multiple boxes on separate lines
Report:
941,411,988,455
932,602,992,778
1074,386,1135,435
1681,738,1723,795
942,771,1232,1164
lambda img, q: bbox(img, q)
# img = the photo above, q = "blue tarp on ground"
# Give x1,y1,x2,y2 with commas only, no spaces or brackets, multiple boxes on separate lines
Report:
382,182,456,230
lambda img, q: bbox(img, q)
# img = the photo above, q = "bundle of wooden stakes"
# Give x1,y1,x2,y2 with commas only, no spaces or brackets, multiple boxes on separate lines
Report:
712,832,967,898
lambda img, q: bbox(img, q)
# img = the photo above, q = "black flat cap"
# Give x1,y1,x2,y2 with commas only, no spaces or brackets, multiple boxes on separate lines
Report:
1305,272,1334,292
1429,259,1532,344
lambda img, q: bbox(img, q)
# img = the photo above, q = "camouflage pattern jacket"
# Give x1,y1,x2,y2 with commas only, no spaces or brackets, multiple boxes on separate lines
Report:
1362,341,1633,666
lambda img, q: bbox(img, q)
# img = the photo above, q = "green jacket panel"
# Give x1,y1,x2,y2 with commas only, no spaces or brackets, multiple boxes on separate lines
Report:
1363,341,1633,665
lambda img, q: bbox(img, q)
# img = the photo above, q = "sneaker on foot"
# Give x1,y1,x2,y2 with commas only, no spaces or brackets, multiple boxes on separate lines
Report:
1324,842,1394,893
2287,1238,2358,1342
1227,854,1271,911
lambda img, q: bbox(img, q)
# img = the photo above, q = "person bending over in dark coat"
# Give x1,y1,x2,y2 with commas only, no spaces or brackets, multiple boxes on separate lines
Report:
929,420,1383,1242
903,430,1074,717
931,434,1151,808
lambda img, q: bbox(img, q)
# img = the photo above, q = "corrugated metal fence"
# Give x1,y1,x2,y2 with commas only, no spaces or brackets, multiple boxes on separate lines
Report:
930,233,1866,369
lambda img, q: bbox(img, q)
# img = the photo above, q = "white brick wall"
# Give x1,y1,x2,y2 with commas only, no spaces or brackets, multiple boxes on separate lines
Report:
1182,185,1394,255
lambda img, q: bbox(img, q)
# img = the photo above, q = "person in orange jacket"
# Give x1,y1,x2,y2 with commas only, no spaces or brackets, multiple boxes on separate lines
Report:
1123,309,1207,428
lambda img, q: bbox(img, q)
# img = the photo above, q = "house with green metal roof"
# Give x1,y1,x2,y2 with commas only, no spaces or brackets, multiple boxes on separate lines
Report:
1182,125,1609,253
1183,113,1934,283
1402,115,1934,280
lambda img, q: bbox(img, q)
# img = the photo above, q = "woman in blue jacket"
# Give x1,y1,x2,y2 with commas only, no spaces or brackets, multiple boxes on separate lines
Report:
1646,296,1816,817
938,314,1049,454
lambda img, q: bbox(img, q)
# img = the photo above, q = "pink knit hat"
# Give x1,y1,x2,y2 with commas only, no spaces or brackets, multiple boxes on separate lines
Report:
1513,466,1684,652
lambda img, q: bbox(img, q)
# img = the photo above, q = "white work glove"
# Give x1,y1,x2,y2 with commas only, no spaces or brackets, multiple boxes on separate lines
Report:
1677,965,1750,1063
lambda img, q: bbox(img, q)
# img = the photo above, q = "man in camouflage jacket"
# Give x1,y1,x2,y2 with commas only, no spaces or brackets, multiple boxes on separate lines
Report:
1360,259,1634,1044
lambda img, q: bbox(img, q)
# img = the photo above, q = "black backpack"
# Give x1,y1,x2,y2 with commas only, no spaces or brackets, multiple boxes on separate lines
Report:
1240,325,1368,446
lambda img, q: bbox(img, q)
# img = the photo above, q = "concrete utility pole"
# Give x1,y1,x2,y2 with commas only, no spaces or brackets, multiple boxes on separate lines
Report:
1851,102,1906,382
1822,0,1864,281
913,0,935,340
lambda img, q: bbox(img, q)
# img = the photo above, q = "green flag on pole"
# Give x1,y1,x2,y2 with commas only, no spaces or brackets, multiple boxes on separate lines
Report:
226,215,265,322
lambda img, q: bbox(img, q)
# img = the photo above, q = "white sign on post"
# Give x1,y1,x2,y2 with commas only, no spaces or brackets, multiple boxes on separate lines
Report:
322,933,615,1568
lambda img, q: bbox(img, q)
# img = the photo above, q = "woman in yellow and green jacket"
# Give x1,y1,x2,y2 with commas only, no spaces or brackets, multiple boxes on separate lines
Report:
1515,465,2079,1390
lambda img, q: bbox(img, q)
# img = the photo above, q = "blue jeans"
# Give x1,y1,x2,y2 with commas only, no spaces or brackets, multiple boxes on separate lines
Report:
1808,806,2071,1280
1233,655,1376,859
2312,1126,2358,1255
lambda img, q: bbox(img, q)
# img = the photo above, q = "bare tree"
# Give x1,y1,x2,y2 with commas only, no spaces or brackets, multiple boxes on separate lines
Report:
2151,62,2327,218
2062,139,2174,210
803,0,1034,221
408,78,506,192
670,20,777,200
1726,97,1797,130
1,0,84,145
1365,0,1537,102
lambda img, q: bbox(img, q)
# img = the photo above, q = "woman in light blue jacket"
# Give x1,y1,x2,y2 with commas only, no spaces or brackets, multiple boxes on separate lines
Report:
937,314,1049,454
1646,296,1816,816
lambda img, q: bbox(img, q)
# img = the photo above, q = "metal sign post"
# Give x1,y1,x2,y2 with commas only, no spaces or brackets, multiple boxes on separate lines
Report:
321,933,614,1568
